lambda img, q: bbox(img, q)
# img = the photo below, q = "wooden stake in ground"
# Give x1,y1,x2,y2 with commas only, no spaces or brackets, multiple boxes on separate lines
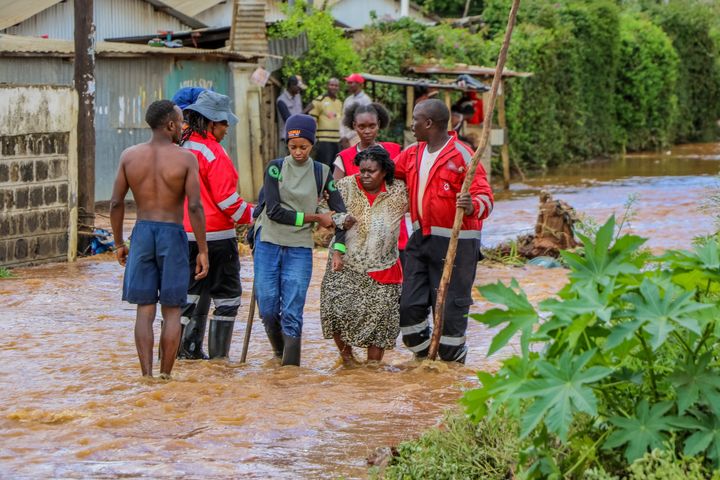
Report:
240,284,256,363
428,0,521,360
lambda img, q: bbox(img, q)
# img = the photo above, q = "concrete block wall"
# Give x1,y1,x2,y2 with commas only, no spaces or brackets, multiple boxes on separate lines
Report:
0,133,71,265
0,86,78,267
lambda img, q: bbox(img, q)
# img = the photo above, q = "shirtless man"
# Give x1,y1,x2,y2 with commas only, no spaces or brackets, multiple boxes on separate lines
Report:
110,100,209,378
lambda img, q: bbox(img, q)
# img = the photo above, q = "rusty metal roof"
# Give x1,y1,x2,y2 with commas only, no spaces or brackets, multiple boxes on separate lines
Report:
0,0,63,31
0,0,206,31
157,0,225,18
0,34,268,60
409,64,533,78
361,73,489,91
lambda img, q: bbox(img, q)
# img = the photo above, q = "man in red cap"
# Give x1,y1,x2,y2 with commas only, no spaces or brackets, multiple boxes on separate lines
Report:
340,73,372,149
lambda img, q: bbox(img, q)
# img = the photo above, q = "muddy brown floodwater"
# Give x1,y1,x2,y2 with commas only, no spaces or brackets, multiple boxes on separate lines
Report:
1,143,719,478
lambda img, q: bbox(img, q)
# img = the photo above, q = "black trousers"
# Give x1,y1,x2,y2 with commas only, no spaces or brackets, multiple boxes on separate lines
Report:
181,238,242,321
399,232,479,361
313,141,340,171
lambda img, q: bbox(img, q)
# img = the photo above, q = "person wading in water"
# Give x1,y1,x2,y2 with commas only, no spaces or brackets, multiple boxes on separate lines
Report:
110,99,209,378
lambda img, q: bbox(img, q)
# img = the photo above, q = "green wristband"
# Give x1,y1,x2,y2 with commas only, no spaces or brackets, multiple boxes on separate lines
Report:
333,242,346,254
295,212,304,227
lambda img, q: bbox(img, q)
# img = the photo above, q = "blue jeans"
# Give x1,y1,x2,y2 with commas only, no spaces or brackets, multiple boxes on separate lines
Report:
253,231,313,338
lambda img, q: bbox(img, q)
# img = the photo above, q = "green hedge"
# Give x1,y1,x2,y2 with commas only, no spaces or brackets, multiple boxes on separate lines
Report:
650,1,720,143
615,13,680,151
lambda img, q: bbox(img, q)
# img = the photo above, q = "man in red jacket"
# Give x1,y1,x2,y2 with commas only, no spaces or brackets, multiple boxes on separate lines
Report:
178,91,253,360
394,99,493,363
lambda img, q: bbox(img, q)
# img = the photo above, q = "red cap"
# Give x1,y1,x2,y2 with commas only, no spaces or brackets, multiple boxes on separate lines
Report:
344,73,365,83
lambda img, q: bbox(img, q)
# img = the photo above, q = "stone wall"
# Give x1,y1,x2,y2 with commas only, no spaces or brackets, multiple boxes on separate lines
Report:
0,86,78,267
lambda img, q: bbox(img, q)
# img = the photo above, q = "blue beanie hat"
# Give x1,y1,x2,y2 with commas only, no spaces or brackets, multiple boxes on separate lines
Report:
285,114,316,144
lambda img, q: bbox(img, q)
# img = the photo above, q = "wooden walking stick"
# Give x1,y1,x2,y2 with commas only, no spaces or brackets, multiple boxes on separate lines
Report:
428,0,521,360
240,284,256,363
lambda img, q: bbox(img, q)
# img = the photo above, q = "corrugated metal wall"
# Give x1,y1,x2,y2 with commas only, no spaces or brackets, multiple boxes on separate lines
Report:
0,58,73,85
95,58,234,200
0,56,234,201
1,0,191,40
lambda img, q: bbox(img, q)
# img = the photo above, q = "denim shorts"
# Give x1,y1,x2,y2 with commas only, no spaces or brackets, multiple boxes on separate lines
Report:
122,220,189,306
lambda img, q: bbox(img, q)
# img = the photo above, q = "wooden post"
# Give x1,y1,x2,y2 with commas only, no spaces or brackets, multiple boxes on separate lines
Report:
497,80,511,190
428,0,521,361
74,0,96,254
67,90,79,262
405,86,414,129
444,90,452,130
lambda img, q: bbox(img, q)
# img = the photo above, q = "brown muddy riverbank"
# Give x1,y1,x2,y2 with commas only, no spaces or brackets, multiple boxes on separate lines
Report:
1,143,719,478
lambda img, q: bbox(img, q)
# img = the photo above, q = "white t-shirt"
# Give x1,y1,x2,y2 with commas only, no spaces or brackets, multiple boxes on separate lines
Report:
417,138,452,219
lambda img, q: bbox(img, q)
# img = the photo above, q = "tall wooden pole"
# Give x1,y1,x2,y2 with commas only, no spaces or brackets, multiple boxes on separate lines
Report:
428,0,521,360
74,0,96,254
497,81,511,190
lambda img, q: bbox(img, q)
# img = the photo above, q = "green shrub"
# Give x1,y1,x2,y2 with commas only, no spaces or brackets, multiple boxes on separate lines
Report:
269,1,360,101
462,216,720,476
379,408,519,480
0,267,12,278
614,13,680,151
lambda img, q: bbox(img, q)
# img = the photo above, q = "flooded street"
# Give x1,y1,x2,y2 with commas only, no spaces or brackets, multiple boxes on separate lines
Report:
2,143,719,478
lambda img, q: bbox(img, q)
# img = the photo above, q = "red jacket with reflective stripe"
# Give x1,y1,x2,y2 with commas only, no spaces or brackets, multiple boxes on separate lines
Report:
394,133,493,238
182,132,252,238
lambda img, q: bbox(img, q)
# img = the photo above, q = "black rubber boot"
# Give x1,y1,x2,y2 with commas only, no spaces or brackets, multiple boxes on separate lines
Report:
178,293,211,359
178,315,209,359
265,324,285,358
208,319,234,359
281,334,301,367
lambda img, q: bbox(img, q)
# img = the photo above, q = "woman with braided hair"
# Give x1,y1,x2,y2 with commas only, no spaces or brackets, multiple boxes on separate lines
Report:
333,102,401,180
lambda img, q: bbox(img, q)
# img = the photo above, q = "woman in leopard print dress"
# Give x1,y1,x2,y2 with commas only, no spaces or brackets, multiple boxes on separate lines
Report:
320,146,408,363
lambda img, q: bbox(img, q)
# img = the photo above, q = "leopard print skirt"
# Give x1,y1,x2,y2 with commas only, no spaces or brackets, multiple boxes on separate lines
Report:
320,255,401,350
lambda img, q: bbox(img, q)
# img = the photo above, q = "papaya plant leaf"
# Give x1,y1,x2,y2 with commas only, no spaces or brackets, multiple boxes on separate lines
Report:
473,279,538,357
625,279,709,350
560,216,645,289
605,400,676,462
604,319,643,352
461,371,499,421
539,281,614,325
683,406,720,466
517,350,611,441
669,353,720,413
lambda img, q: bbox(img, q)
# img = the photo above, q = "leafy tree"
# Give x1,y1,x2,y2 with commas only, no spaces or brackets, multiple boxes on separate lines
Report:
269,1,360,101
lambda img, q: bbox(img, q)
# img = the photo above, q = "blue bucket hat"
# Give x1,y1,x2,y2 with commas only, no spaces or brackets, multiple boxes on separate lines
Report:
185,90,239,125
172,87,207,110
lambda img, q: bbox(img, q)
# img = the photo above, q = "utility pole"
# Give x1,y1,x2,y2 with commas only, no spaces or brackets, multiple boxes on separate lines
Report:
400,0,409,17
74,0,96,254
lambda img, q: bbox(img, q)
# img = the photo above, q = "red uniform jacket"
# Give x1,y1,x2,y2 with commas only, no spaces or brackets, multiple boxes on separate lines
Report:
394,133,493,239
182,132,252,241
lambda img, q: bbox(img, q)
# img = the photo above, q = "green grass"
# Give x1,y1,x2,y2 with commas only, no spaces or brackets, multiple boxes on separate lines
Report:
0,267,13,278
372,409,519,480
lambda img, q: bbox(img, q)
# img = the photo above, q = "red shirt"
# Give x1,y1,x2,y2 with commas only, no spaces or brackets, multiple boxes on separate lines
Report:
338,142,402,176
